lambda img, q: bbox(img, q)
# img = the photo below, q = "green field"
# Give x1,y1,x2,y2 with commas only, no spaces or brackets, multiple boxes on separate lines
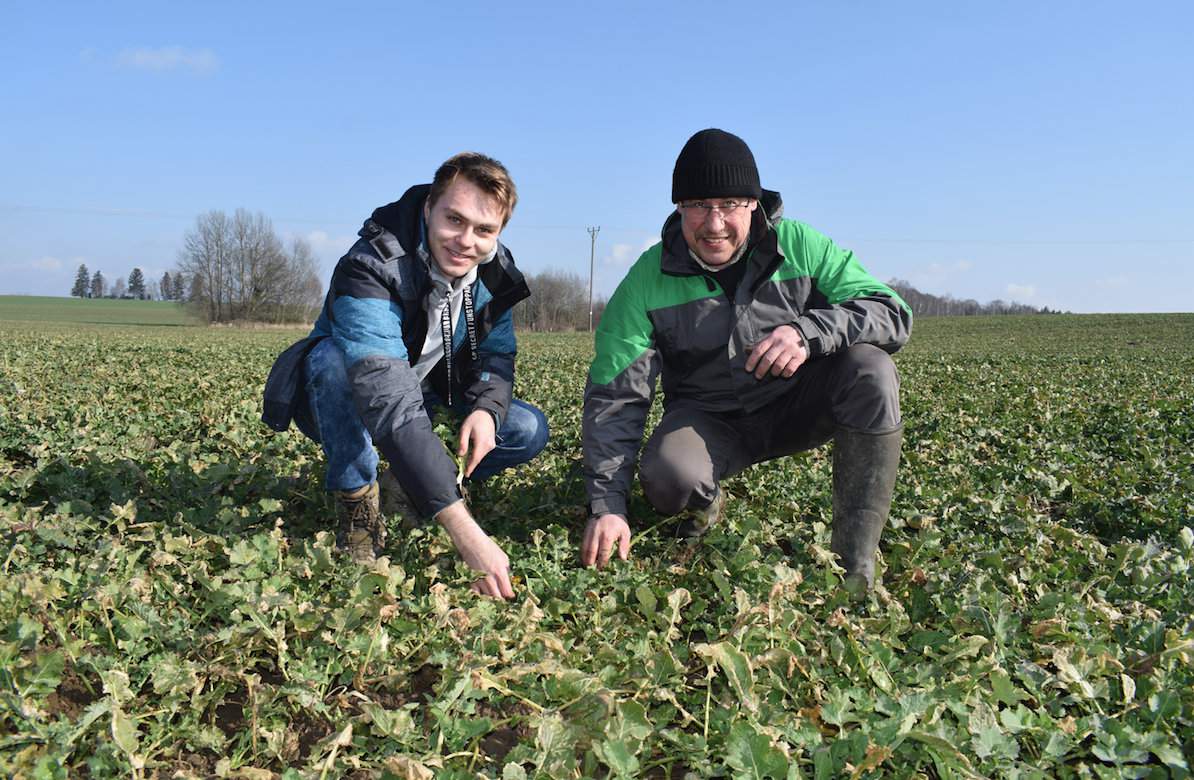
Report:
1,313,1191,777
0,296,197,326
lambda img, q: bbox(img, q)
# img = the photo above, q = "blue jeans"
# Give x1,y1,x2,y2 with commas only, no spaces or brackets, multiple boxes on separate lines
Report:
293,338,549,492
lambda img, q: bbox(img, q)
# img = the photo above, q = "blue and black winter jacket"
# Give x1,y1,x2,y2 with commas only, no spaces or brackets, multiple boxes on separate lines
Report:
263,184,530,517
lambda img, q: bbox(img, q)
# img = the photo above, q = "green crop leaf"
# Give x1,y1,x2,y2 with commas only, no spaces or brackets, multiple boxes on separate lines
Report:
20,650,64,697
1146,735,1189,770
635,584,657,617
1,317,1192,777
15,614,43,647
989,668,1026,707
820,688,855,727
967,703,1018,761
725,721,788,779
228,537,260,566
611,699,653,742
502,764,528,780
596,738,640,778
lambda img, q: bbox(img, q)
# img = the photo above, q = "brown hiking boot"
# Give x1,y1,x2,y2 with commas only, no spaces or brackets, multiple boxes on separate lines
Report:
335,481,386,563
378,469,424,528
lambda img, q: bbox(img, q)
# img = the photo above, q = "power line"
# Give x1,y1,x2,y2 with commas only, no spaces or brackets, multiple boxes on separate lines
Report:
4,204,1192,245
0,203,344,227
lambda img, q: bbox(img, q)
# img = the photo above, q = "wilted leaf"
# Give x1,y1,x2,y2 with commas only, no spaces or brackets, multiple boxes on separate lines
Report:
695,642,756,712
110,707,142,768
384,755,434,780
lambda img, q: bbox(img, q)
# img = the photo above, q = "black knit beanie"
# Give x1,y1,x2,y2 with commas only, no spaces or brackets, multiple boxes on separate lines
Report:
671,129,762,203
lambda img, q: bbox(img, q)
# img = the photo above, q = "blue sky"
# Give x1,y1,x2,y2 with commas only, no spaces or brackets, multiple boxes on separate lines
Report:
2,1,1191,312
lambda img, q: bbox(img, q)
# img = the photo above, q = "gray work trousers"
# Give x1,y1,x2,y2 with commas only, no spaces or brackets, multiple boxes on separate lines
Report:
639,343,901,516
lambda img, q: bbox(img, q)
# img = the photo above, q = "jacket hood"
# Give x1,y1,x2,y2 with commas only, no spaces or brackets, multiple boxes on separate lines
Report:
367,184,430,253
660,188,785,274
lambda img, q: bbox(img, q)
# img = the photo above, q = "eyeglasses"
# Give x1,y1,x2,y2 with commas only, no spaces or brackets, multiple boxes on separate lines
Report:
676,199,754,217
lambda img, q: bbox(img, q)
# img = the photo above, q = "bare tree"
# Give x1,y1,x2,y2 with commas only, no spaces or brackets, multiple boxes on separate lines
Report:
176,209,323,323
228,209,286,320
252,236,323,323
112,277,126,299
178,210,231,320
513,269,598,331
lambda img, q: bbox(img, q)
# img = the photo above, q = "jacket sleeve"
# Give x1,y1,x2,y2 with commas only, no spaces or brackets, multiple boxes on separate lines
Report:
261,335,319,431
464,306,516,428
582,261,661,520
330,255,461,519
783,222,913,357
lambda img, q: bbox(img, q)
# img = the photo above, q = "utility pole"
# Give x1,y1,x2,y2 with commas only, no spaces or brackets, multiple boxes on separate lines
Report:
587,226,600,332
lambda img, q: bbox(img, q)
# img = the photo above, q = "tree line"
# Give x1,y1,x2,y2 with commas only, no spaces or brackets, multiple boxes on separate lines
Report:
886,279,1063,316
69,209,324,323
176,209,323,324
511,272,1062,331
71,213,1061,327
71,264,182,301
512,270,607,332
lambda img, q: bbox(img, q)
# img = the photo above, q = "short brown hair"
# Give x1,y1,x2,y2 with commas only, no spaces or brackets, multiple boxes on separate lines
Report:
427,152,518,227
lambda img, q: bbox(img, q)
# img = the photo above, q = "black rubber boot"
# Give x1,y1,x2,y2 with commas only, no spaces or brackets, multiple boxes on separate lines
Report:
674,489,724,538
830,425,902,594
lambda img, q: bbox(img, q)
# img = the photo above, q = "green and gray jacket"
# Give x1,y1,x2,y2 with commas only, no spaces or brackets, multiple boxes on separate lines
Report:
582,190,912,519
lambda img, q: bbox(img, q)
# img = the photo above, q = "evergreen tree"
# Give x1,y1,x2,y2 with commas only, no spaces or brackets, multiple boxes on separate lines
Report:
161,271,173,300
71,264,90,298
171,273,186,301
90,271,105,299
128,268,146,299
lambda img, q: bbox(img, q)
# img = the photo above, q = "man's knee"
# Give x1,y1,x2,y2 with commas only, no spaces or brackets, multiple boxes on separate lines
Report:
502,401,550,459
833,344,900,431
640,445,708,516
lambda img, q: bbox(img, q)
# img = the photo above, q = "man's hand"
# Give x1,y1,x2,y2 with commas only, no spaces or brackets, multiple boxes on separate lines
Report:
436,501,515,599
458,409,497,478
745,324,807,380
580,513,632,568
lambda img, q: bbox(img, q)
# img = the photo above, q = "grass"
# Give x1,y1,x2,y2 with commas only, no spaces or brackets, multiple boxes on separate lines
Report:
0,296,197,326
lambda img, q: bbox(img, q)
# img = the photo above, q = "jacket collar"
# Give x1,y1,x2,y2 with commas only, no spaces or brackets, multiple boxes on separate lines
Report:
659,189,785,276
